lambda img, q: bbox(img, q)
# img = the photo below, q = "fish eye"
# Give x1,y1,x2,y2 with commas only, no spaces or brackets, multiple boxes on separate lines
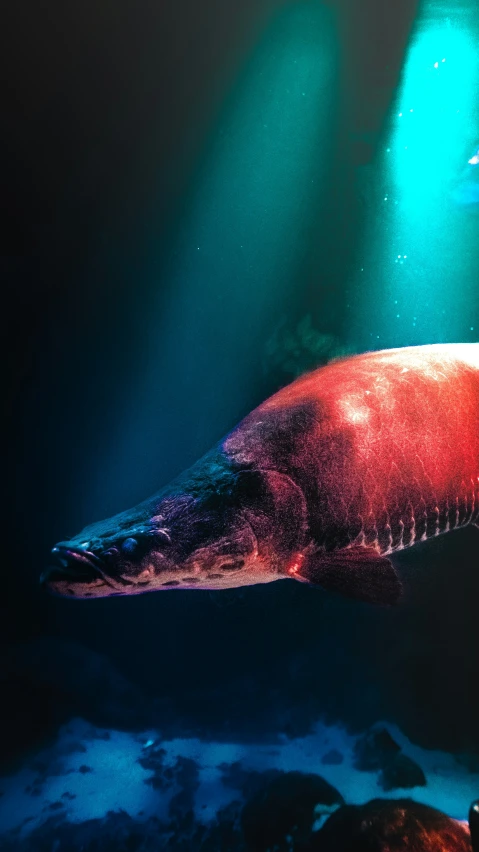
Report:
121,537,138,554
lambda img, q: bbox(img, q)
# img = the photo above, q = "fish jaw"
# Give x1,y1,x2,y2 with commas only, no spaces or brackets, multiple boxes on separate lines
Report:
42,536,175,598
42,496,178,598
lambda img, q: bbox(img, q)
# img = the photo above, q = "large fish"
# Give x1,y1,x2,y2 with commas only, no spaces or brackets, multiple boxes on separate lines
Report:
43,343,479,604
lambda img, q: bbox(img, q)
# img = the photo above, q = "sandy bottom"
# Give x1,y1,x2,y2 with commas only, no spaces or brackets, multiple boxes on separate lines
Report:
0,714,477,844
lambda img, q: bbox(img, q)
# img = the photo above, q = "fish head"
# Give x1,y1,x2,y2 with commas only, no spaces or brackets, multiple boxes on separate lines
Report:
43,459,306,598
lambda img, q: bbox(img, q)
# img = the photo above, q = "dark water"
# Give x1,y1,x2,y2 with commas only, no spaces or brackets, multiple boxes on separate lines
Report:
3,0,479,849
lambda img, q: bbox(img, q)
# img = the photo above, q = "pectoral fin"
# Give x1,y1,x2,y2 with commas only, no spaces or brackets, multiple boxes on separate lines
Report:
294,545,402,606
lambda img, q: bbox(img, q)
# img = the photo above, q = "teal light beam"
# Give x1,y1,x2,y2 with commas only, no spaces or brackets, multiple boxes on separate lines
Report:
348,0,479,352
90,2,339,513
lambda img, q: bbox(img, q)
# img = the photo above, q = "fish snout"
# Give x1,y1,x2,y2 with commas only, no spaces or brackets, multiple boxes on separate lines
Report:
42,527,175,596
41,545,112,594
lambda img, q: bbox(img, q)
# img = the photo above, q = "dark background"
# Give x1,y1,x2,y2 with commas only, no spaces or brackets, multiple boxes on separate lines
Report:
2,0,478,768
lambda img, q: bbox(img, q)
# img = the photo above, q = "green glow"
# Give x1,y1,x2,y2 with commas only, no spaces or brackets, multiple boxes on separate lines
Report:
156,0,339,370
162,1,338,325
157,2,338,413
98,2,339,501
350,0,479,352
392,20,477,214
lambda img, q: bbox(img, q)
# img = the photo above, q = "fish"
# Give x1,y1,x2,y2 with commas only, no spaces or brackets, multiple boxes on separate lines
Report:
42,343,479,604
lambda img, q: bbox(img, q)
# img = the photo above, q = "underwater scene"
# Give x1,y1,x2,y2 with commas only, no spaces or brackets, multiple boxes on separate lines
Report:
3,0,479,849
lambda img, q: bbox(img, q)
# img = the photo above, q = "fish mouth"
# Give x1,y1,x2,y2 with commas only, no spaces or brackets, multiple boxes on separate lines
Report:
42,546,128,592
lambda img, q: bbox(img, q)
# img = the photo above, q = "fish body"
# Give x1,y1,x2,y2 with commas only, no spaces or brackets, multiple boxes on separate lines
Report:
44,343,479,603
